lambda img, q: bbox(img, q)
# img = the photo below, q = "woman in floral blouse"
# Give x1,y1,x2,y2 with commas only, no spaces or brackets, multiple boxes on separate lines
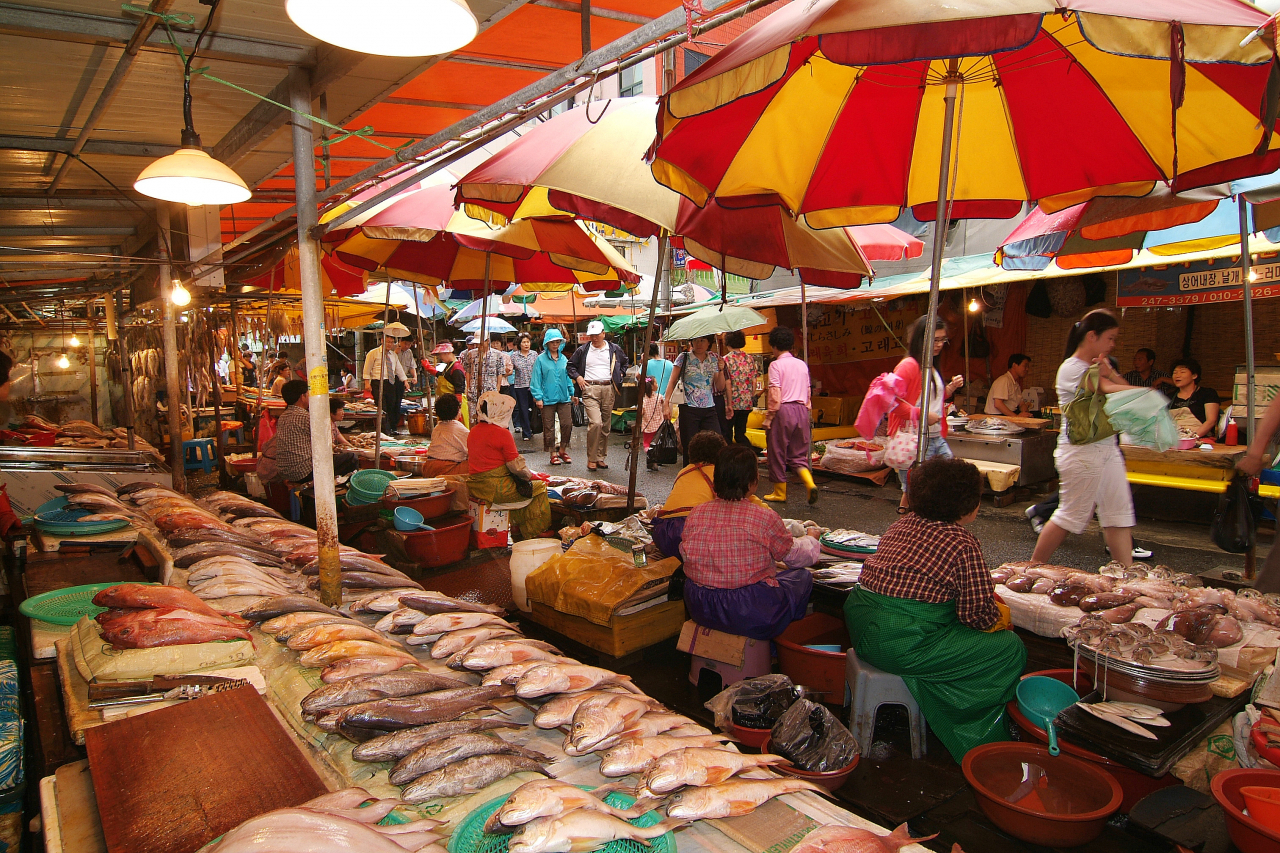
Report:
722,330,758,449
663,335,725,467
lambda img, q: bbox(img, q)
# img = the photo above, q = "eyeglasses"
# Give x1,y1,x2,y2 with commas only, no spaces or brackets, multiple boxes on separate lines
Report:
933,336,949,345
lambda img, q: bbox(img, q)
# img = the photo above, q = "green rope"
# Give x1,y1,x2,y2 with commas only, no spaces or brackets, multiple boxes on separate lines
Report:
122,3,412,155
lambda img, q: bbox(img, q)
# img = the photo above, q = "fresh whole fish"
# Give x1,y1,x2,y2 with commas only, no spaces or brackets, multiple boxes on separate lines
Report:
99,608,251,648
642,748,787,793
488,780,656,831
489,660,579,689
337,687,514,730
600,712,697,748
414,612,517,636
171,542,287,569
534,691,632,730
302,553,402,576
375,608,427,634
299,640,416,668
306,572,424,591
92,583,225,619
55,483,116,497
242,595,343,621
516,664,642,698
302,671,471,714
789,823,938,853
222,504,285,520
261,611,347,635
507,810,681,853
155,513,237,534
463,640,567,671
287,623,403,651
1075,702,1158,739
350,589,425,613
322,656,416,683
206,808,436,853
127,487,185,503
665,779,824,820
567,694,659,755
352,718,525,762
192,579,293,599
432,626,526,659
274,616,363,645
400,591,506,616
597,735,735,777
164,528,273,550
401,754,549,803
389,733,549,785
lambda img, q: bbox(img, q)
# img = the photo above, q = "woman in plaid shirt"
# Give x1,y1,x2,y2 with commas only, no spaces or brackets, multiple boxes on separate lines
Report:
680,445,820,640
844,457,1024,762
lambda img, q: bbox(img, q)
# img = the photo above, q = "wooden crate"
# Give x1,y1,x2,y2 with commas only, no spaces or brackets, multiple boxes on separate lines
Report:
528,599,687,659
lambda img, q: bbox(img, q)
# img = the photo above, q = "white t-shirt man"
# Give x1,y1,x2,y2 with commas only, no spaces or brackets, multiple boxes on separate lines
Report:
985,372,1023,415
584,343,611,382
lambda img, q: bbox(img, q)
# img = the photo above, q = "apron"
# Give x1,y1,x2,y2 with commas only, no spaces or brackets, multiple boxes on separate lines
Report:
467,466,551,541
436,367,469,427
844,586,1025,761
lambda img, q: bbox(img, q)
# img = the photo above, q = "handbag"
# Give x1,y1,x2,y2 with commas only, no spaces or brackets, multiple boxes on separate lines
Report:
647,420,679,466
882,422,919,469
1064,364,1116,446
1211,474,1256,553
571,397,588,427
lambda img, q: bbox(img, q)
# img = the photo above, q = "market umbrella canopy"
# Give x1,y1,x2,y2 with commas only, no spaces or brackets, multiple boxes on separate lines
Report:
241,247,368,297
454,97,877,287
450,294,539,325
461,316,517,334
664,304,770,340
323,183,640,293
647,0,1280,229
351,282,446,318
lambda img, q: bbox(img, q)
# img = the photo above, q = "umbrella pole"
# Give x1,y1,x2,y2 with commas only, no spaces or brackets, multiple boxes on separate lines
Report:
1239,195,1258,580
627,230,668,512
372,280,394,487
414,280,433,427
479,253,491,399
800,275,810,461
918,70,961,464
963,289,970,410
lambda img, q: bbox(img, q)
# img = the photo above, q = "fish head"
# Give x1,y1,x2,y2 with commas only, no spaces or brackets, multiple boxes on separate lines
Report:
597,743,640,775
569,715,612,750
499,790,558,826
664,788,717,820
508,817,562,853
515,666,565,698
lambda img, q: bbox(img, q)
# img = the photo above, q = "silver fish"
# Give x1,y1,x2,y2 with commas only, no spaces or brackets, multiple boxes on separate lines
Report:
352,718,525,763
302,672,472,714
242,595,344,621
508,810,681,853
389,733,548,785
401,754,549,803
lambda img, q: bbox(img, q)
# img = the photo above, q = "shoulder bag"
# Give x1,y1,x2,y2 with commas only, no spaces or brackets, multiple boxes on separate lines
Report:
1063,364,1116,445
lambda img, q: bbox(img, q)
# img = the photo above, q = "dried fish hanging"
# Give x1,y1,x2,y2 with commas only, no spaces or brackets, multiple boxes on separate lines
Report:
125,318,164,445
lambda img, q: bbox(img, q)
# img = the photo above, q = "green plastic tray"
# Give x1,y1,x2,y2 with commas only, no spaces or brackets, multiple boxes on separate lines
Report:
448,787,672,853
19,582,154,626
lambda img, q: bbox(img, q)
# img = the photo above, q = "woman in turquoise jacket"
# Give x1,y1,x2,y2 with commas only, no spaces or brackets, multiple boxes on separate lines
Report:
531,328,577,466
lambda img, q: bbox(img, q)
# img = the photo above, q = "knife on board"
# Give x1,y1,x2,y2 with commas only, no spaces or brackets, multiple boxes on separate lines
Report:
88,674,242,704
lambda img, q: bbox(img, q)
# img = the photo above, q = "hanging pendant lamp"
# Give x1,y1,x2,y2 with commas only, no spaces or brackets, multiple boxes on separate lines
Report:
134,0,251,206
286,0,478,56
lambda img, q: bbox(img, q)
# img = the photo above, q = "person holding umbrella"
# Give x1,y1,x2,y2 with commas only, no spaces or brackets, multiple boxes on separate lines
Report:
531,328,576,466
569,320,629,471
363,322,413,431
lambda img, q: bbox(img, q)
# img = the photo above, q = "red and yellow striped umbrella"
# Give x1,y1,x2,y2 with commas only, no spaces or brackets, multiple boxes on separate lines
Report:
649,0,1280,229
322,183,639,294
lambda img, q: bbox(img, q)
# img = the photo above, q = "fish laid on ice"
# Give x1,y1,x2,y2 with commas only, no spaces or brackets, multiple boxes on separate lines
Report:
597,735,735,777
665,779,824,820
789,823,938,853
352,718,525,763
488,779,656,831
242,595,343,621
516,664,642,698
302,671,472,714
389,733,549,785
507,809,682,853
321,656,416,683
641,748,788,793
401,754,549,803
286,623,403,652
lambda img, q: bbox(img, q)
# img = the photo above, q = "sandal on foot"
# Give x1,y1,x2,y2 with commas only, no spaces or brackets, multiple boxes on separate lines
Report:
587,463,597,471
897,506,909,514
550,456,563,466
559,453,572,464
597,462,609,470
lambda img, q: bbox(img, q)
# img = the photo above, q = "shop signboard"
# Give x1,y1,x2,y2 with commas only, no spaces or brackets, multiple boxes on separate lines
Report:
806,298,921,364
1117,256,1280,307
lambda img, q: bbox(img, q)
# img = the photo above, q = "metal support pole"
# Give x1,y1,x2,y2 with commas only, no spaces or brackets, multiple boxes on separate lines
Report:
290,65,342,607
917,69,961,463
799,275,810,460
1239,195,1258,580
412,281,432,426
582,0,592,56
627,231,668,511
371,287,394,474
109,290,136,450
158,203,186,493
478,253,492,406
210,323,226,489
86,318,99,428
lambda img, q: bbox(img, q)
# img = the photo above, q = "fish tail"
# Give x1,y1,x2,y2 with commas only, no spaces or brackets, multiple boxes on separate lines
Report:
888,823,936,844
591,781,637,798
649,818,690,836
620,796,664,817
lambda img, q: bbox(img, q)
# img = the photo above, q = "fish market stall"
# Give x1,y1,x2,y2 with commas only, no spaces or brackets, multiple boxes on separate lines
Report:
1121,442,1246,494
0,447,170,518
34,483,932,853
944,417,1057,490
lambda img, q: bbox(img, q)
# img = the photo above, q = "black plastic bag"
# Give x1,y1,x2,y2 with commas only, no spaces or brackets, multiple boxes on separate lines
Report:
730,674,799,730
1026,281,1053,319
648,420,679,466
571,397,588,427
769,697,860,772
1212,474,1256,553
668,566,686,601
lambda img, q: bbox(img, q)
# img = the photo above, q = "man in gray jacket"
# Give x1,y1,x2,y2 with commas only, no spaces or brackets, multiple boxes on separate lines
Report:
567,320,628,470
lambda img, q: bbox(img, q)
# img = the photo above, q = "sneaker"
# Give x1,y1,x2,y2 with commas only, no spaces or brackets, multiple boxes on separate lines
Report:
1024,506,1045,535
1104,544,1154,560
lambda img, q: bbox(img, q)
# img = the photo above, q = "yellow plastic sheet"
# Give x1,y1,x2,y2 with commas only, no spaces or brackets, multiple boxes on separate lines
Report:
525,535,678,626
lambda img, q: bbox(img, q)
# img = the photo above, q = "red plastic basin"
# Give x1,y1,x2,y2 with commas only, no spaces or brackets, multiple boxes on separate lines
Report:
775,612,850,703
1213,768,1280,853
963,742,1123,848
761,735,858,792
401,512,471,568
383,489,454,521
728,721,771,749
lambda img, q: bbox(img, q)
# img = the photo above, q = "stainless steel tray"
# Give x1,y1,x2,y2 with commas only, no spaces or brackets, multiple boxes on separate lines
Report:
0,445,168,468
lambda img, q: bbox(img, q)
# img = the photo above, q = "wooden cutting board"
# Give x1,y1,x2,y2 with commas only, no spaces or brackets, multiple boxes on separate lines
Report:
966,414,1052,429
84,685,327,853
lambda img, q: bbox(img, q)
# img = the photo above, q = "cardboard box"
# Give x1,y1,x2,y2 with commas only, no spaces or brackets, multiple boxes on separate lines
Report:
809,394,863,427
468,500,510,549
677,621,748,667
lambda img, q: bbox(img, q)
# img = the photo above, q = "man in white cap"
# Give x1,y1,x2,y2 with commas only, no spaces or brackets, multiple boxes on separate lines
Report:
568,320,628,470
363,322,412,431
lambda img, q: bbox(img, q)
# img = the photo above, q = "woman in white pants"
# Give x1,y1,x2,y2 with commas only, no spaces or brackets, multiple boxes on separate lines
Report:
1031,309,1137,567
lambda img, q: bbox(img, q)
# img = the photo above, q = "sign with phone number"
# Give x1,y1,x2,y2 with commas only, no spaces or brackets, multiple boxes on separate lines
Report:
1117,257,1280,306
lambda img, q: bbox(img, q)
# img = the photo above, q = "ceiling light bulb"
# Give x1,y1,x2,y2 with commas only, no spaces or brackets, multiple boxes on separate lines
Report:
968,298,981,313
286,0,478,56
135,145,251,206
170,279,192,307
56,353,70,369
68,333,80,348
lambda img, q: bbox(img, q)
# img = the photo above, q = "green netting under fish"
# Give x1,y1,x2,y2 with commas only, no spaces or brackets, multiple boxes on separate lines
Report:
447,788,674,853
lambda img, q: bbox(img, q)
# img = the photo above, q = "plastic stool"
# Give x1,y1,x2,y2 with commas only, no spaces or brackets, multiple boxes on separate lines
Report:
845,647,927,759
220,421,246,444
688,633,772,694
182,438,216,474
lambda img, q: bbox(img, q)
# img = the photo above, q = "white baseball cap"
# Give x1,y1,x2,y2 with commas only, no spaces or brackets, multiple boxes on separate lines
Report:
586,320,605,335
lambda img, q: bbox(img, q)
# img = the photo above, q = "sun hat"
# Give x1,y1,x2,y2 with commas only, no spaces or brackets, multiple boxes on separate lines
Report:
384,322,411,338
431,342,455,354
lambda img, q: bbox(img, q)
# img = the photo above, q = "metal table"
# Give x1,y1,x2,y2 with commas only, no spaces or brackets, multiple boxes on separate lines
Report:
945,429,1058,487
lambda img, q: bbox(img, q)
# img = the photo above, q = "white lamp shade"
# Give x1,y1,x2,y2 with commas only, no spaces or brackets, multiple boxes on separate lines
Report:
286,0,478,56
134,148,251,206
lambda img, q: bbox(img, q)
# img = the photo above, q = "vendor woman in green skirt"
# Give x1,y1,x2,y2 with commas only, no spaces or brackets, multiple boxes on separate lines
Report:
844,456,1025,761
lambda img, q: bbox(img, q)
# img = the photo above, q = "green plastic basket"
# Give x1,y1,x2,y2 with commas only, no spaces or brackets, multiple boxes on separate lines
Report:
19,582,154,626
447,788,672,853
31,495,129,536
349,469,396,495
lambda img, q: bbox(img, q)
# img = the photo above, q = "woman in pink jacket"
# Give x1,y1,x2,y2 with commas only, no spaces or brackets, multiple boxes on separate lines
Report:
888,316,963,513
